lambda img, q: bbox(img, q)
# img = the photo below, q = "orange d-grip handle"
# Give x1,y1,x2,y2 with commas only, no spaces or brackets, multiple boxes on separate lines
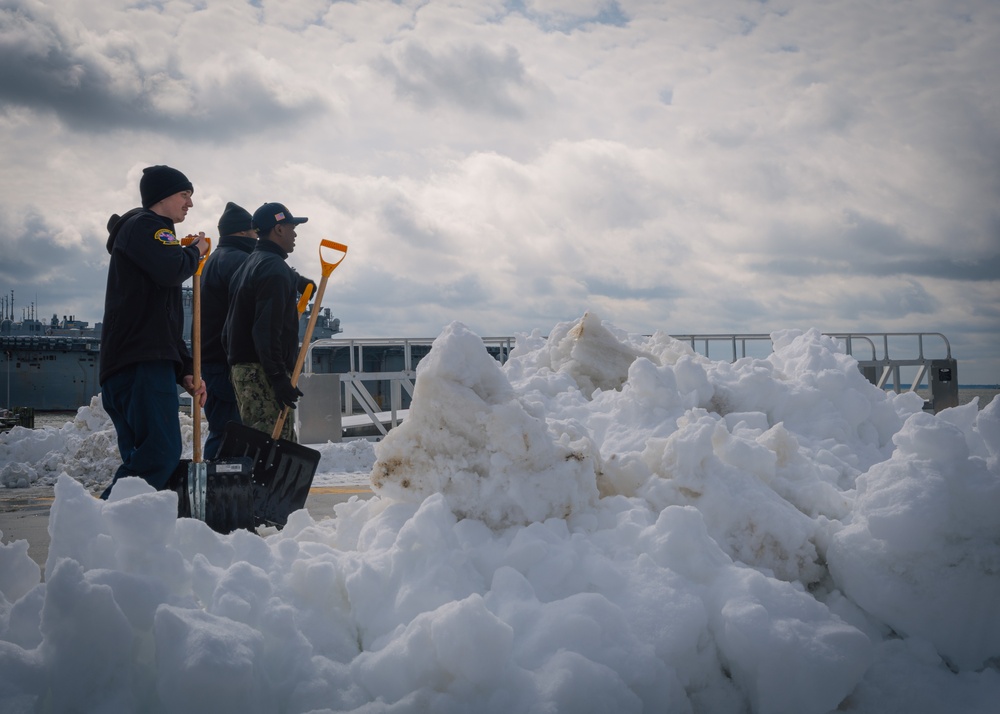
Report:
319,239,348,277
271,238,348,440
181,235,212,276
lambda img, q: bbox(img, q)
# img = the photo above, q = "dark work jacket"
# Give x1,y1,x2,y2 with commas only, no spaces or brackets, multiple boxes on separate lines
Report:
223,239,300,381
100,208,201,385
199,234,257,365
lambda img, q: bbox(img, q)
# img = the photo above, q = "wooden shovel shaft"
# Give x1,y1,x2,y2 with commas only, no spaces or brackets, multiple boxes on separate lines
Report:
192,274,202,462
182,235,211,464
271,239,347,440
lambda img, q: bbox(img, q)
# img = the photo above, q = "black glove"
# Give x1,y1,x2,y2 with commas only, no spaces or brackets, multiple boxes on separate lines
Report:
271,375,303,409
297,275,317,297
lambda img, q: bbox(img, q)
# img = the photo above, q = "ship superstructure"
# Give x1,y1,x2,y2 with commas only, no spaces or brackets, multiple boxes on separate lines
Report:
0,294,101,411
2,289,342,411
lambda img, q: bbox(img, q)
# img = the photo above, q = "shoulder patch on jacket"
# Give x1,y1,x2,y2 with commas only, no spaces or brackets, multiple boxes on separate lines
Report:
154,228,178,245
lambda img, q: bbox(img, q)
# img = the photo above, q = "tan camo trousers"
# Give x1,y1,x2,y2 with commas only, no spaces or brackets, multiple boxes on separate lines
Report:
229,363,297,442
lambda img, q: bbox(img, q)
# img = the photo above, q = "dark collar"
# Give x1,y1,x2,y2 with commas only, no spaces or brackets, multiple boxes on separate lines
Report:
218,234,257,253
253,237,288,260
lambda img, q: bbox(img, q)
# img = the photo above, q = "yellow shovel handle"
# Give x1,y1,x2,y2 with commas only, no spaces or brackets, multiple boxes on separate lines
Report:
180,235,211,461
271,238,348,440
296,282,314,314
181,235,212,276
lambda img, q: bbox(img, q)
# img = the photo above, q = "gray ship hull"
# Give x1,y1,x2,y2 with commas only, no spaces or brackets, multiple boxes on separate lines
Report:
2,286,341,412
1,335,101,411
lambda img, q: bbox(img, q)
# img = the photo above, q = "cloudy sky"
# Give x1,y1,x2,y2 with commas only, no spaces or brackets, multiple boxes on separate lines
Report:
1,0,997,382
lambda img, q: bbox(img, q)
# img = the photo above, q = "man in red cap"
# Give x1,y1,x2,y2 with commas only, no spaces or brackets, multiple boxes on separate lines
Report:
99,165,209,498
223,202,312,442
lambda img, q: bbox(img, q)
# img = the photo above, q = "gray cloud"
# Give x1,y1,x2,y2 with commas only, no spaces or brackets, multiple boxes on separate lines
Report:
753,211,1000,282
376,42,534,118
754,254,1000,282
378,196,446,249
0,213,107,325
862,256,1000,282
847,280,940,319
436,273,490,308
0,5,324,140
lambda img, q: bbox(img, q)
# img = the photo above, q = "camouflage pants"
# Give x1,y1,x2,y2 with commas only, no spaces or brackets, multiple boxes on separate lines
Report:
229,363,296,442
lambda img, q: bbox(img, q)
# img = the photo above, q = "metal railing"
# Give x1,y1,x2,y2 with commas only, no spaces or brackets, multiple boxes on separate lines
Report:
303,336,516,437
670,332,958,410
302,332,957,437
672,331,952,390
831,332,953,393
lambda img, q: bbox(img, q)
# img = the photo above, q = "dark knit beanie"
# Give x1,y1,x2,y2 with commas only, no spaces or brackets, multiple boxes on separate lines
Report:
217,202,253,236
140,165,193,208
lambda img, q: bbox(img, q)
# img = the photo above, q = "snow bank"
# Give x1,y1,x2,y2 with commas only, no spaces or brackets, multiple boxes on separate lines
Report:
1,313,998,713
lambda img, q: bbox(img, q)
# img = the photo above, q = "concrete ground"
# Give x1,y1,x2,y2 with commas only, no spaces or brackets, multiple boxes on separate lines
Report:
0,484,374,571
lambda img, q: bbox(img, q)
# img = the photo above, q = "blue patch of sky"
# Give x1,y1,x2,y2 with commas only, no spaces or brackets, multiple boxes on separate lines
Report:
593,2,628,27
659,88,673,105
503,0,628,33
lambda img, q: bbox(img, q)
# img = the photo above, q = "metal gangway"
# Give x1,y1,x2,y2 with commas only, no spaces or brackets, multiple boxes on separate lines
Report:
671,331,958,412
296,332,957,442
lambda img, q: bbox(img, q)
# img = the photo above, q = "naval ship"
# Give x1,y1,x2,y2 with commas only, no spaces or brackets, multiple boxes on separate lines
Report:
1,290,342,411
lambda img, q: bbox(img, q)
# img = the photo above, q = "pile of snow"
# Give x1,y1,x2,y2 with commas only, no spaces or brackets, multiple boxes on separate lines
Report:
0,396,375,490
0,398,120,490
1,313,998,713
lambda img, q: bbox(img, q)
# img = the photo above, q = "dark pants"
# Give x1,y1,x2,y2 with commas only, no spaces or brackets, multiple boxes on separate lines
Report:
100,360,181,499
202,361,241,460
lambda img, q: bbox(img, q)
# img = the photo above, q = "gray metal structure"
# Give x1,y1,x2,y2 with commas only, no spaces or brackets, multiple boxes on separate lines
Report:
669,331,958,412
1,293,960,426
303,337,515,441
296,373,342,444
1,288,343,412
2,315,101,411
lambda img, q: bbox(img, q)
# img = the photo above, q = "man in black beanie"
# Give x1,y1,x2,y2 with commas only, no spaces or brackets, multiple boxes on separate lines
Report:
224,202,313,442
198,201,256,459
99,165,209,499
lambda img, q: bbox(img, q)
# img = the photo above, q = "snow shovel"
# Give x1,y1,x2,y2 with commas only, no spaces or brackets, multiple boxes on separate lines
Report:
218,239,348,528
168,236,255,533
179,234,211,520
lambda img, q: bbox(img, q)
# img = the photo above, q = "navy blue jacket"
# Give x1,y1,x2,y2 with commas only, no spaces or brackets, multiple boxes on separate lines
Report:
223,239,300,381
199,234,257,365
100,208,201,384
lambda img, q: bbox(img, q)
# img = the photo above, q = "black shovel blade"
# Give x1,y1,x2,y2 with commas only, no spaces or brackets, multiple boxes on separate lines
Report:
167,460,192,517
254,437,321,528
202,459,256,534
216,420,274,472
217,421,321,528
167,457,256,534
